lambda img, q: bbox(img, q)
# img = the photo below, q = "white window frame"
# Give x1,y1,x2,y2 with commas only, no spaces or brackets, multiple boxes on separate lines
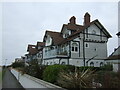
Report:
71,42,78,52
100,62,104,67
85,43,89,48
90,62,94,67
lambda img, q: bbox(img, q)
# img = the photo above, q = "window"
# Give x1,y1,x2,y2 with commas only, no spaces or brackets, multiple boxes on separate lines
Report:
90,62,94,67
100,62,104,67
85,43,89,48
50,62,52,65
94,48,97,51
72,47,74,51
47,37,50,43
75,47,78,52
46,62,49,65
61,62,65,65
72,43,78,52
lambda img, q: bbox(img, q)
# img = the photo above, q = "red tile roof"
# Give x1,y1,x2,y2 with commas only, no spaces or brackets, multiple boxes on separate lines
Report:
43,19,112,46
59,19,112,44
36,42,45,47
43,30,65,45
27,44,38,55
61,23,84,32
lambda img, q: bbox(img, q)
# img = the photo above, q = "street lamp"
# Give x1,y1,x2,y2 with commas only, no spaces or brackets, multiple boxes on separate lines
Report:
5,59,7,66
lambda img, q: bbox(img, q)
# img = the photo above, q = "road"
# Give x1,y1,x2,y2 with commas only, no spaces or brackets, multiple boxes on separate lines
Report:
2,68,25,90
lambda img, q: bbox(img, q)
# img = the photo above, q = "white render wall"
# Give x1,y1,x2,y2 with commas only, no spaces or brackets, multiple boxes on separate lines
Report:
45,35,52,46
105,60,120,64
71,38,107,59
42,23,109,67
113,64,119,72
43,58,104,67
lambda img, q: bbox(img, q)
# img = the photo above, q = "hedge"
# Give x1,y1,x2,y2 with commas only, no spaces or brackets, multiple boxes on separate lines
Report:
42,64,70,83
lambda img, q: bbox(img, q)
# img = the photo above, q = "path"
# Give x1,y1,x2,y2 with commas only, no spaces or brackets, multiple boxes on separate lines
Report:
11,69,65,90
2,68,24,89
0,67,2,89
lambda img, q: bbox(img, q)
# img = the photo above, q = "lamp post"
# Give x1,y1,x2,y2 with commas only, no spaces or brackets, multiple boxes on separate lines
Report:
5,59,7,66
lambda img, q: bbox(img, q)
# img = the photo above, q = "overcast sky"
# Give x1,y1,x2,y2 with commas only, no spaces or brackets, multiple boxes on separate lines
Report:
1,2,119,65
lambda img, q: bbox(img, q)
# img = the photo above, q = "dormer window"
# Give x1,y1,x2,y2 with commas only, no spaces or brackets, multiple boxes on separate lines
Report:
63,33,69,38
32,47,35,48
65,34,69,38
47,37,50,43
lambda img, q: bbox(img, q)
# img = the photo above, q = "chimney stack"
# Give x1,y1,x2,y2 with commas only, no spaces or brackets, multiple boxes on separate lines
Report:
84,12,90,25
69,16,76,24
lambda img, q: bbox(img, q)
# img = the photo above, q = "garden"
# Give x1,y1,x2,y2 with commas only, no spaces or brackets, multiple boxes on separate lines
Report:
11,60,120,89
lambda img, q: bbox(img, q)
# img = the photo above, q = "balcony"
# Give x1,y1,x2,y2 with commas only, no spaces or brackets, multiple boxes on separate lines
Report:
43,49,69,59
56,51,68,57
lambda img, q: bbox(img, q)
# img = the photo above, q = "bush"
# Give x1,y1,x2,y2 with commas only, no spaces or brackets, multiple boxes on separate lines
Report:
24,59,47,79
100,64,113,71
57,68,95,89
95,71,120,88
42,65,69,83
79,66,96,71
12,62,24,68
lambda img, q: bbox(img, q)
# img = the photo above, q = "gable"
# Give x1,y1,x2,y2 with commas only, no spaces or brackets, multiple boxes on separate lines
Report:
112,46,120,56
87,24,107,37
45,35,52,46
62,28,71,38
93,20,112,38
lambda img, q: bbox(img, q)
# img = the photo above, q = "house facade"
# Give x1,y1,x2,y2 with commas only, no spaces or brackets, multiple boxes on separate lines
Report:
36,42,45,65
105,32,120,72
42,12,112,67
25,44,38,63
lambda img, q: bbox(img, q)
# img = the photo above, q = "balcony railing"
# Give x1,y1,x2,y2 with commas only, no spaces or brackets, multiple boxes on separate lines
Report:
44,49,69,58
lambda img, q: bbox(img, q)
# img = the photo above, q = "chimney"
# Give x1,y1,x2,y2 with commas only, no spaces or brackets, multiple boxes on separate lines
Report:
69,16,76,24
84,12,90,25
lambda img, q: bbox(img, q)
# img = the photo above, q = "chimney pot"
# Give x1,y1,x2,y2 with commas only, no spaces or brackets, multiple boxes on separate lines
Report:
69,16,76,24
84,12,90,25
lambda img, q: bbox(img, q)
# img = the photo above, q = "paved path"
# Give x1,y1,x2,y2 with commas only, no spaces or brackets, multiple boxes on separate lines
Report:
2,68,25,89
11,69,64,90
0,67,2,90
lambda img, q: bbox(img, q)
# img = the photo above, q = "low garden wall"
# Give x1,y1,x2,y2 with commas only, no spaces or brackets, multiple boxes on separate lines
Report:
11,69,65,89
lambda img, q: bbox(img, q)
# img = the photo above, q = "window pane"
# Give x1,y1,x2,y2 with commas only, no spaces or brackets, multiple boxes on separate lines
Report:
100,62,103,67
75,47,78,52
90,62,94,67
72,47,74,51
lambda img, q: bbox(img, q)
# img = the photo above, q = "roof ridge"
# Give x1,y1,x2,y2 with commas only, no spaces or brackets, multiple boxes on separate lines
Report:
46,30,60,33
110,46,120,56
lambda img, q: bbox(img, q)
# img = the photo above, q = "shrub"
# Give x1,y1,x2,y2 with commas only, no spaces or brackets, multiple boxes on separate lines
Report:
57,68,95,89
24,59,47,79
42,65,68,83
95,71,120,88
100,64,113,71
12,62,24,68
79,66,95,71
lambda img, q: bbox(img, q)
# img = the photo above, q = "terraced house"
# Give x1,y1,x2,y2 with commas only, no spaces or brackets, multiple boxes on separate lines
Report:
26,12,112,67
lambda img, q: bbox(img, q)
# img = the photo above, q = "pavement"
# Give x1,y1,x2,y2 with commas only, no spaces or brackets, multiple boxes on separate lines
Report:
2,68,25,90
0,67,2,90
11,69,65,90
